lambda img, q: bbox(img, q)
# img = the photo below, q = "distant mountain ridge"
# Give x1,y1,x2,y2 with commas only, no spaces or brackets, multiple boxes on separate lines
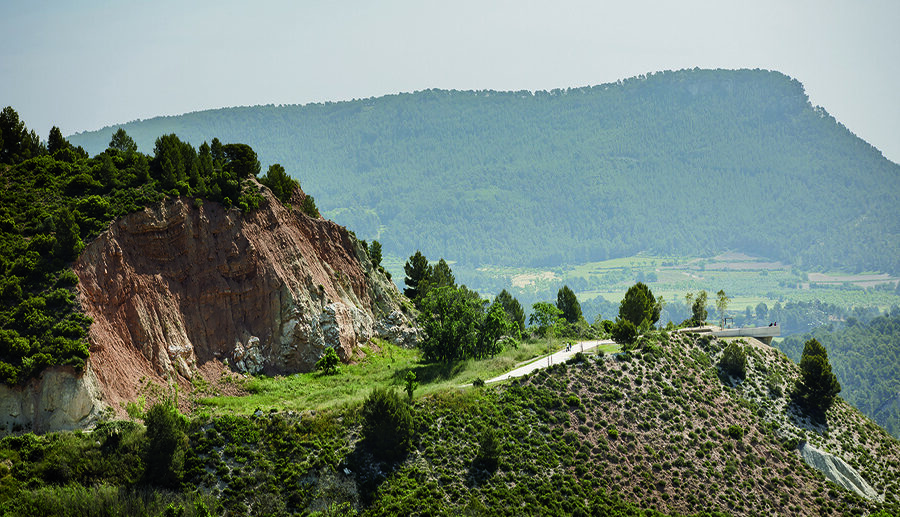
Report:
69,68,900,273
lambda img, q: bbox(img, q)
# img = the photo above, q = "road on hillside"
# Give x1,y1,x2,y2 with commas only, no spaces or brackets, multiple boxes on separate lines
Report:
485,339,615,384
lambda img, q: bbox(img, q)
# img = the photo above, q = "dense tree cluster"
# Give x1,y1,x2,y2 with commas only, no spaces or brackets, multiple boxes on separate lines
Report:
0,107,307,385
149,134,266,210
405,252,519,362
0,107,47,164
69,69,900,275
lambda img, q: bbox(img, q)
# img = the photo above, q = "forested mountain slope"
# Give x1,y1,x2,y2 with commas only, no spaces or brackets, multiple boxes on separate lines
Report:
779,312,900,438
69,69,900,273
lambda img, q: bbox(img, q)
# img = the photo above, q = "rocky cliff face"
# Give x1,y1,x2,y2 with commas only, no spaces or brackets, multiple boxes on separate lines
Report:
0,364,105,434
73,184,416,416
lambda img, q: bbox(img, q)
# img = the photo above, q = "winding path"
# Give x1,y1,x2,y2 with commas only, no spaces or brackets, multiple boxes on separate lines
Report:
485,339,615,384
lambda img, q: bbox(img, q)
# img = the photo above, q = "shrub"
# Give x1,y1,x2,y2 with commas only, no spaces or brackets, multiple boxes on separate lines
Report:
300,195,320,218
315,347,341,376
360,387,413,462
474,427,500,472
404,371,418,402
726,425,744,440
719,342,747,380
142,397,189,488
472,377,485,388
610,319,638,347
566,351,587,365
766,372,784,398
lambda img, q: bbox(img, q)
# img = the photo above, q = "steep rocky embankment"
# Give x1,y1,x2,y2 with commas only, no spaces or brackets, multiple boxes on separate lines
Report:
68,184,414,419
0,364,104,433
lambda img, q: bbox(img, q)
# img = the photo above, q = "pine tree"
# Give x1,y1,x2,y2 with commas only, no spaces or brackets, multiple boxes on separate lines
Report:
109,128,138,153
403,251,432,302
368,240,382,268
619,282,660,328
557,285,582,324
794,338,841,416
495,289,525,332
48,126,68,154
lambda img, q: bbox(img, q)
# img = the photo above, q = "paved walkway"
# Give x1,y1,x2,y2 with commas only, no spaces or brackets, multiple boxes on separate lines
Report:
484,339,615,384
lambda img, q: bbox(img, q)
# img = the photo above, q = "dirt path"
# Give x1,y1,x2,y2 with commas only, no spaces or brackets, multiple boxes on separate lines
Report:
485,339,615,384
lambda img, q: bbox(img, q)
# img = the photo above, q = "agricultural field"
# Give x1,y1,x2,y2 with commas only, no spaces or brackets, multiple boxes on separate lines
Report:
381,252,900,322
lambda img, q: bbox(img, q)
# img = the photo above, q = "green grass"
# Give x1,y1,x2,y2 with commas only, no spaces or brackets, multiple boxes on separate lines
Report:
198,337,586,414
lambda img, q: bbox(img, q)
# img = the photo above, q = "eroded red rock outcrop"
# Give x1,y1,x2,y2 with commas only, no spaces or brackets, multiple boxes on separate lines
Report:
74,184,415,415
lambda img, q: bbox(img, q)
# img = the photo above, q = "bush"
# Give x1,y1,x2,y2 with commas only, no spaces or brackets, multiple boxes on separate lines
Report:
474,427,500,472
566,352,587,365
610,319,638,346
142,398,189,488
315,347,341,376
404,371,418,402
360,387,413,462
719,342,747,380
300,195,320,218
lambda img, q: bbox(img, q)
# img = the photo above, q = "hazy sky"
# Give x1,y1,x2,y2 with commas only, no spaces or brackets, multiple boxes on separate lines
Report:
2,0,898,163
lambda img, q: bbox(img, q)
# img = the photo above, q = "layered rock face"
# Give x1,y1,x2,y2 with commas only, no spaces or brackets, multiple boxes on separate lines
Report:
73,185,415,414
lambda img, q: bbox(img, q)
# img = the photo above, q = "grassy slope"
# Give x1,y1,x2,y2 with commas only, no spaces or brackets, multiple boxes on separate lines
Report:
4,333,899,516
195,337,585,414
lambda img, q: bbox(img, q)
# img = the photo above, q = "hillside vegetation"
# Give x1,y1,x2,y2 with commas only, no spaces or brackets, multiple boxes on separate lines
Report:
779,312,900,438
0,108,311,386
69,69,900,274
2,332,899,516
